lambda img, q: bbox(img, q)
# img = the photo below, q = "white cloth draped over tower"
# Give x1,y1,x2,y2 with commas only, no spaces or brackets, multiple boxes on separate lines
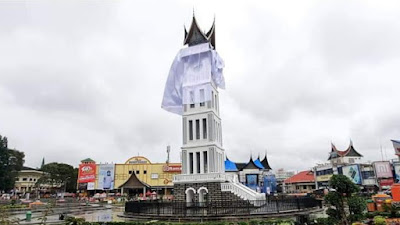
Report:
161,43,225,115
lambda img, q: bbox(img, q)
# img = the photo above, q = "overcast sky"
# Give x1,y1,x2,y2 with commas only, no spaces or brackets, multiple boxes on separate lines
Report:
1,0,400,171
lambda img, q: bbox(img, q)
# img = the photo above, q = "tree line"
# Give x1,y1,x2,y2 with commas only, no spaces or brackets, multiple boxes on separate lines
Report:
0,135,78,193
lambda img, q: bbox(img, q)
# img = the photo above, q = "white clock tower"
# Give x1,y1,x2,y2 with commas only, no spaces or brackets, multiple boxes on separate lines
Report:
162,15,264,204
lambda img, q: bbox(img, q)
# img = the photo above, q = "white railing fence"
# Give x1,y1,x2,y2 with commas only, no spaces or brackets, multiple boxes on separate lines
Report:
221,182,265,203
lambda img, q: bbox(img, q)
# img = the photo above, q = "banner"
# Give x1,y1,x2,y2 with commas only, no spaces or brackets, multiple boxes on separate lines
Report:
394,163,400,183
246,174,258,191
342,165,362,185
163,165,182,172
87,182,95,190
374,161,393,178
263,175,277,194
97,164,115,190
78,164,96,183
380,178,394,188
392,140,400,155
78,183,88,190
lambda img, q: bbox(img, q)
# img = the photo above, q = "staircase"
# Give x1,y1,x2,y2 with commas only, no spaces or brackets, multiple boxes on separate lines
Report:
221,181,265,205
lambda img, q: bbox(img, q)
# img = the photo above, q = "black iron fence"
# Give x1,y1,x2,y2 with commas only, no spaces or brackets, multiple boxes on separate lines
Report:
125,197,322,216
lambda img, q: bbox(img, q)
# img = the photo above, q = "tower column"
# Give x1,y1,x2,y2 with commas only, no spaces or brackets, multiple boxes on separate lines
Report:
200,150,204,174
193,151,198,174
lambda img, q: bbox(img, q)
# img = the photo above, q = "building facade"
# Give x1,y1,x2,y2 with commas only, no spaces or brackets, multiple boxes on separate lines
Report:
77,156,181,198
14,166,44,194
284,170,315,194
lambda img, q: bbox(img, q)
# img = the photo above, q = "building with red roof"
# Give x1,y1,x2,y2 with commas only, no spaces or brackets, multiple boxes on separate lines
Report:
283,170,315,194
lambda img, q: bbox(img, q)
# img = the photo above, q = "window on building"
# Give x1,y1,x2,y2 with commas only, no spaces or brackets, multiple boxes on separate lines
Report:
129,170,133,174
136,170,140,174
189,153,194,174
215,95,218,112
203,151,208,173
362,171,375,179
349,158,355,163
196,152,201,174
190,91,195,108
29,178,32,181
196,119,200,140
303,185,307,189
22,178,27,181
211,91,214,108
200,89,205,106
202,118,207,139
189,120,193,140
337,167,343,175
143,170,147,174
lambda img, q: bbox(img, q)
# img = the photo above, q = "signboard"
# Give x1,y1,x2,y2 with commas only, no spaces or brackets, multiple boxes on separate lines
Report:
342,165,362,185
125,156,150,164
379,178,394,188
97,164,115,190
263,175,277,193
78,164,96,183
163,165,182,172
316,174,333,182
246,174,258,190
78,183,87,190
394,163,400,183
87,182,95,190
374,161,393,178
391,140,400,155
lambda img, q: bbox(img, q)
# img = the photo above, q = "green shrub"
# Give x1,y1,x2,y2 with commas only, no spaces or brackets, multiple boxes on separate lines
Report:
374,216,386,225
249,220,259,225
314,218,336,225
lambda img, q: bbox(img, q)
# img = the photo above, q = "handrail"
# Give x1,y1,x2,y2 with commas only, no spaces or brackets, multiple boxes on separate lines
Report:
173,173,236,183
221,182,265,202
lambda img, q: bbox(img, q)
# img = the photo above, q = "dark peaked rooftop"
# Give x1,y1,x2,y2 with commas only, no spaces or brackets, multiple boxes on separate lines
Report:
261,155,272,170
328,140,363,160
184,14,216,48
225,153,273,171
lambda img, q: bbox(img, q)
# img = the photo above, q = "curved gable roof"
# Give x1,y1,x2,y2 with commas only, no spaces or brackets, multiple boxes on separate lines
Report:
225,157,238,171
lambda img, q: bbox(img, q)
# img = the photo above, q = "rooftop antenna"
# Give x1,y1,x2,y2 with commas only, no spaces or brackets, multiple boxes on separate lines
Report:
166,145,171,164
380,144,384,161
384,146,388,161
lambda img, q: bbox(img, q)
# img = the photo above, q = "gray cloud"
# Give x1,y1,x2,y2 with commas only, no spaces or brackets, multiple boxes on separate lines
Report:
1,0,400,171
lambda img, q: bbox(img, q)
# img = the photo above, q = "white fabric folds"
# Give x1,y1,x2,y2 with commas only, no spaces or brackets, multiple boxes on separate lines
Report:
161,43,225,115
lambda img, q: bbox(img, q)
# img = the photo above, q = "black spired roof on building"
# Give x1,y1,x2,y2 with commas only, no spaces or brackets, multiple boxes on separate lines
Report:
240,157,263,170
328,140,363,160
261,154,272,170
184,14,216,48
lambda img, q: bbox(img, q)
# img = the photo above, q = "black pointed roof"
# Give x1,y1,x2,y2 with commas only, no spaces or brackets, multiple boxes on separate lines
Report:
184,16,216,48
241,157,263,170
328,141,363,160
118,172,149,189
261,155,272,170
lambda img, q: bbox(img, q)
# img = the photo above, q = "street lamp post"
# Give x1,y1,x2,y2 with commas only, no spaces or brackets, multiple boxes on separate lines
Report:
62,177,71,199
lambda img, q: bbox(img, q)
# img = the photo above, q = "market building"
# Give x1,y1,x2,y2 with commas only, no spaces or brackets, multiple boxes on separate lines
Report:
77,155,181,198
314,141,382,192
314,141,364,188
